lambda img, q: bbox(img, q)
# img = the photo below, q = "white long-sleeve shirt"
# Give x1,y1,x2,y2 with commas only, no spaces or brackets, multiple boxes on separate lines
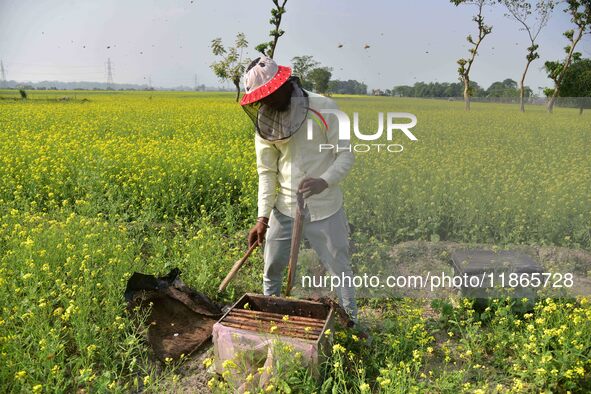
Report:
255,91,355,221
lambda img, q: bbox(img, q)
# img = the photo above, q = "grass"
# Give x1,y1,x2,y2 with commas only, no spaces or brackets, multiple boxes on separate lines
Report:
0,90,590,393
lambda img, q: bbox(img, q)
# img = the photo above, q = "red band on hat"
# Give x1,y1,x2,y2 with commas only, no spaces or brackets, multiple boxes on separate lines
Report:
240,65,292,106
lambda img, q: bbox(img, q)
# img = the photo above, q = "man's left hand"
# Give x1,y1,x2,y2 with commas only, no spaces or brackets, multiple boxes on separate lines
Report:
298,177,328,199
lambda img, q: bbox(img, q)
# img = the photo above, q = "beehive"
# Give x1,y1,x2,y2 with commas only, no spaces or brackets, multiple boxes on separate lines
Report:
451,249,543,310
212,293,334,384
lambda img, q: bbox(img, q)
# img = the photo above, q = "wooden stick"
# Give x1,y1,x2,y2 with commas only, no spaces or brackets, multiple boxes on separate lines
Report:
223,315,322,334
286,192,305,296
220,320,319,340
218,242,258,292
227,311,325,330
229,309,326,326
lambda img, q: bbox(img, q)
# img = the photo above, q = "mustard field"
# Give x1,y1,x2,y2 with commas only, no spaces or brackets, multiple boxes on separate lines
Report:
1,90,590,393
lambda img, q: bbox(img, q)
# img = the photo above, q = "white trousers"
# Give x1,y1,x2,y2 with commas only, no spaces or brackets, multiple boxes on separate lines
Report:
262,206,358,321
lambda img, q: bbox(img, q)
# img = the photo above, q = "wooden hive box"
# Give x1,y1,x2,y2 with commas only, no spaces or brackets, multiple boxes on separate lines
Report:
212,293,334,385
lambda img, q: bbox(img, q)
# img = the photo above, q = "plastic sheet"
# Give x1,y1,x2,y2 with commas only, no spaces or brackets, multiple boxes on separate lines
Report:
212,322,324,390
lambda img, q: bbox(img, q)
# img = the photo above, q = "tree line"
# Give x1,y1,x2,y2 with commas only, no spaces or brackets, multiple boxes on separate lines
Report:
390,79,533,99
209,0,590,113
451,0,589,112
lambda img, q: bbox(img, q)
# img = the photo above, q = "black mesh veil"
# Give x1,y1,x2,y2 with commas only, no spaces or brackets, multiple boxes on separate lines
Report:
242,76,309,142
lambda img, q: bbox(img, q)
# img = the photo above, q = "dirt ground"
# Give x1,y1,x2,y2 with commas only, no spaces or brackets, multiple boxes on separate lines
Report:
165,345,215,393
164,240,591,393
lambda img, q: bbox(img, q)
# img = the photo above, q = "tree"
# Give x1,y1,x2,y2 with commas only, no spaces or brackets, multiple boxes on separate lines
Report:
391,81,484,98
209,1,289,101
556,58,591,114
451,0,494,110
308,67,332,94
501,0,555,112
255,0,288,58
210,33,250,102
443,83,463,97
486,78,521,97
413,82,427,97
392,85,414,97
328,79,368,95
545,0,591,113
291,55,319,90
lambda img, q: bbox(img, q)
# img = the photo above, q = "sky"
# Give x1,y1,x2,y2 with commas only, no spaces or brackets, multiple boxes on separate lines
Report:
1,0,590,93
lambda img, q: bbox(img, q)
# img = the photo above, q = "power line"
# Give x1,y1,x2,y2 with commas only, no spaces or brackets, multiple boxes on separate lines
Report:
7,62,102,69
0,60,6,87
0,58,211,88
9,71,104,76
106,58,113,88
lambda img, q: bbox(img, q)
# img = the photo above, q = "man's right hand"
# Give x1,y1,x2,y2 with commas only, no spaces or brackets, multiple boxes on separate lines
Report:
248,217,269,248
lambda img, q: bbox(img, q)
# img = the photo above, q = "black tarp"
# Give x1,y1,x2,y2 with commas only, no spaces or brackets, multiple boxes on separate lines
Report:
125,268,223,361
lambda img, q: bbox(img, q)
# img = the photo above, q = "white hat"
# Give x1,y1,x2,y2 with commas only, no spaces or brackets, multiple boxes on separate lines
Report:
240,56,292,106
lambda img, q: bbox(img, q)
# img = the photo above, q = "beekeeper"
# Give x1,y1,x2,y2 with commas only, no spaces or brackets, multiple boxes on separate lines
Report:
239,56,357,321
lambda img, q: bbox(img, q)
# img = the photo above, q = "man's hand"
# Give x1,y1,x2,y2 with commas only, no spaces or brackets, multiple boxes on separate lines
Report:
298,177,328,199
248,217,269,248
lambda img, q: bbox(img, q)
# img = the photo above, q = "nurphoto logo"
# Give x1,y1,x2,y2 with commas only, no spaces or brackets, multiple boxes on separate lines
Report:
306,108,418,153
